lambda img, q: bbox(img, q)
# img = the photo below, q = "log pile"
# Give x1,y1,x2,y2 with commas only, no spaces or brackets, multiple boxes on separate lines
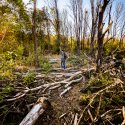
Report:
3,70,84,102
0,67,85,125
0,58,124,125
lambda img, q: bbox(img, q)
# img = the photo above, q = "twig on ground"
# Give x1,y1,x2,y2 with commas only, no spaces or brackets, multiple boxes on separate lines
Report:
77,78,123,125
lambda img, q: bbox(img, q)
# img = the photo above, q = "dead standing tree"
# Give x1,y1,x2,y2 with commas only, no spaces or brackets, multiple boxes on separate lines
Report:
112,2,124,43
96,0,113,72
70,0,83,54
113,2,125,49
60,9,69,49
53,0,60,53
81,9,88,50
32,0,39,66
90,0,99,57
119,20,125,49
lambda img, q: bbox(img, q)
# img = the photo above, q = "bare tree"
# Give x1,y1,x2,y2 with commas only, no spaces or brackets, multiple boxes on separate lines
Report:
96,0,112,72
70,0,83,54
60,9,69,49
119,19,125,49
81,10,88,50
68,21,74,51
90,0,99,57
112,2,124,42
44,8,51,52
32,0,39,66
53,0,60,53
103,2,113,48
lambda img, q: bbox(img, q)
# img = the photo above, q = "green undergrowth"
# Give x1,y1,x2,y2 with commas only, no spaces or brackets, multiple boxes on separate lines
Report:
39,57,52,74
67,53,89,67
79,71,125,124
0,83,15,102
23,71,36,86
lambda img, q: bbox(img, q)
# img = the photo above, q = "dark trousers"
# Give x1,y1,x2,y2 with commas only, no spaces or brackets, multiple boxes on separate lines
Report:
61,58,66,69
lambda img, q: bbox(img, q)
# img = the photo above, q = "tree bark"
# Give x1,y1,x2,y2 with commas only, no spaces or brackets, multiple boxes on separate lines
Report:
54,0,60,53
90,0,99,57
96,0,110,72
19,97,51,125
32,0,39,67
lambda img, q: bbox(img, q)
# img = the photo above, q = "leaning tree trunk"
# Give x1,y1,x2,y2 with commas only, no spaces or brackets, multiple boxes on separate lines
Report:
96,0,110,72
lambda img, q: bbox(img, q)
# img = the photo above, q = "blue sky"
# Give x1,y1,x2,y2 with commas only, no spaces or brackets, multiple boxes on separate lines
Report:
22,0,125,11
23,0,91,23
22,0,125,35
22,0,125,17
23,0,90,11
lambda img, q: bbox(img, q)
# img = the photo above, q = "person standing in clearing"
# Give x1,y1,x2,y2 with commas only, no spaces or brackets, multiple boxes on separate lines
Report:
60,49,67,69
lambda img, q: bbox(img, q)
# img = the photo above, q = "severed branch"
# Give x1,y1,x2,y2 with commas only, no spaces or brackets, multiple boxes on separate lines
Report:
65,76,83,88
49,84,61,90
59,112,68,119
60,87,72,97
121,106,125,125
74,113,78,125
77,78,123,125
88,109,94,123
103,37,113,47
102,21,113,38
5,71,84,102
94,109,122,123
6,93,26,102
64,71,82,82
95,94,102,120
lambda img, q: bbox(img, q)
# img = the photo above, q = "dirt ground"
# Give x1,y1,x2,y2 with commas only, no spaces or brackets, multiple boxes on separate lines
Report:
36,82,84,125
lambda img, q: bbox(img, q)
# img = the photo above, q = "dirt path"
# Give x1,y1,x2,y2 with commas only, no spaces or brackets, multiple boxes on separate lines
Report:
33,55,84,125
36,82,84,125
35,56,85,125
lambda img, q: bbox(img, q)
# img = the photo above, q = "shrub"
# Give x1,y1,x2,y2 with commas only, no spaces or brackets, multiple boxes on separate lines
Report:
23,71,36,85
39,57,52,74
79,94,91,105
0,52,16,80
104,41,119,56
0,83,15,100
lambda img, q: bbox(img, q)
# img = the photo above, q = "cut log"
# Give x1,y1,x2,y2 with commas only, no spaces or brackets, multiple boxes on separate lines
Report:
19,97,51,125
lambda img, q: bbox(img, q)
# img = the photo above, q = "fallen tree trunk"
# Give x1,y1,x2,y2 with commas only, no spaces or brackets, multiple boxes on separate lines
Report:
19,97,51,125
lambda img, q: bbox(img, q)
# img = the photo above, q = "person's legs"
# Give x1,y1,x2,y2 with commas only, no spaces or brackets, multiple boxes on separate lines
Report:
61,58,66,69
61,58,63,68
63,59,66,69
